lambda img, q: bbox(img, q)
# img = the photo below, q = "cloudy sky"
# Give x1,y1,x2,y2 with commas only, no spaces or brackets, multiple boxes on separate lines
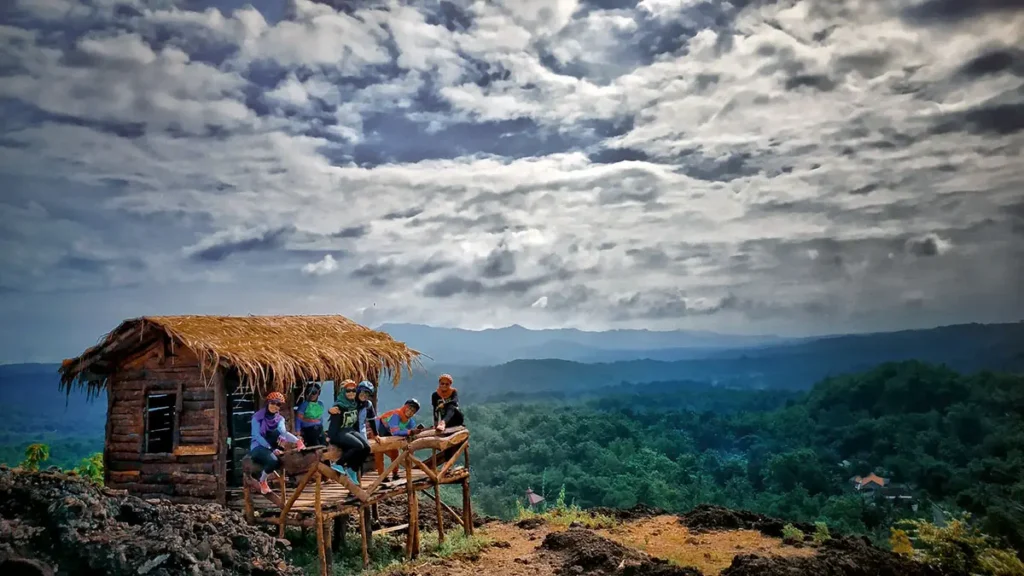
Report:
1,0,1022,362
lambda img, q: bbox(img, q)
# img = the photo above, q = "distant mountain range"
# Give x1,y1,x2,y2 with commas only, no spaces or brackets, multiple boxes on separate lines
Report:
2,321,1021,417
404,321,1024,401
376,322,790,365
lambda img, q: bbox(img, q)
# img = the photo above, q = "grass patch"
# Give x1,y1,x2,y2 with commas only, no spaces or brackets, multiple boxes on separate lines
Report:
515,485,618,529
286,527,493,575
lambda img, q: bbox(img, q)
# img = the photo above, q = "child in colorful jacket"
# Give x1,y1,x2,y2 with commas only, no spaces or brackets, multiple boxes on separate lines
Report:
374,399,422,481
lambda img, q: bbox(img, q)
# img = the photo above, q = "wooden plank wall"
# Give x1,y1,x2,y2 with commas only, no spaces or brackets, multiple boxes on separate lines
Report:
104,341,224,504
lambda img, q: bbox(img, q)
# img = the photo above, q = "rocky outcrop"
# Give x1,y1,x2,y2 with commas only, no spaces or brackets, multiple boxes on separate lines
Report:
679,504,817,538
721,534,954,576
543,528,702,576
0,468,299,576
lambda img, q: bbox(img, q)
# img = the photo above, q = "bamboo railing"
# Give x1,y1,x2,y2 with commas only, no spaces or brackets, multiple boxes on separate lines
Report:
245,427,471,574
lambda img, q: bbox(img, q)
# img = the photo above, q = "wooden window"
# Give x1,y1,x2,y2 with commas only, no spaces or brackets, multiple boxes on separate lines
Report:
145,392,176,453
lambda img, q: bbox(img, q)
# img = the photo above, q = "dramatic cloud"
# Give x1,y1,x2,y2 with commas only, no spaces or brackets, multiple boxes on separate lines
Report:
1,0,1023,361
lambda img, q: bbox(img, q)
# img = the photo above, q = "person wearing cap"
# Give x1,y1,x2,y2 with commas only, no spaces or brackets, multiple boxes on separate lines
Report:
250,391,304,494
374,398,423,481
295,382,326,447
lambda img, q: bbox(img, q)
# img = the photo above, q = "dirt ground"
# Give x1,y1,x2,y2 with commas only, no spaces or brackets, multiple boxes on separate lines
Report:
383,517,704,576
382,521,561,576
596,515,815,575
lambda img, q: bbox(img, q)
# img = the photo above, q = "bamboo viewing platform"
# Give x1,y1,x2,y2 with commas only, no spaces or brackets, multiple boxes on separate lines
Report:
55,314,456,576
231,426,472,574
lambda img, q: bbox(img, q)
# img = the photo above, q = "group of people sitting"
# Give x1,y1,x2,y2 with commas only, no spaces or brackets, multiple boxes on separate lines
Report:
248,374,463,494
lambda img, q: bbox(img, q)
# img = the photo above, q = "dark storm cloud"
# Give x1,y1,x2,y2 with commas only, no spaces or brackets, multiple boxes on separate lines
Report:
332,224,369,238
424,1,474,32
542,285,600,311
188,226,295,262
610,289,737,320
383,207,423,220
930,101,1024,136
673,149,761,182
905,235,944,257
0,98,146,139
351,260,395,286
331,114,633,168
958,47,1024,78
784,73,837,91
423,275,483,297
58,253,146,274
578,0,641,10
423,251,576,299
480,246,516,278
416,257,451,275
626,246,671,268
423,274,555,298
902,0,1024,25
588,146,651,164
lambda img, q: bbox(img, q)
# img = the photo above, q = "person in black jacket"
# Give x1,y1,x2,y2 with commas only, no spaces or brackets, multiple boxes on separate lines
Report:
429,373,464,468
431,373,463,431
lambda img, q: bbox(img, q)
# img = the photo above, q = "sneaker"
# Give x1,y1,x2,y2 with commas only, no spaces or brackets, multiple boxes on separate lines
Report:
345,467,359,485
330,463,347,476
258,479,271,494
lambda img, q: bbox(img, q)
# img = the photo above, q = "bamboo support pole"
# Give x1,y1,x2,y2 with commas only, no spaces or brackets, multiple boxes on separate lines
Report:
242,479,255,524
462,477,473,537
359,506,369,569
324,516,334,573
315,472,327,576
464,443,473,536
433,449,445,544
279,466,318,538
422,489,465,527
438,442,468,478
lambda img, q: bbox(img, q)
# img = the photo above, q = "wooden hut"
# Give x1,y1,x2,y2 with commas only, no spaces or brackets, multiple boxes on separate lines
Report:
58,314,421,504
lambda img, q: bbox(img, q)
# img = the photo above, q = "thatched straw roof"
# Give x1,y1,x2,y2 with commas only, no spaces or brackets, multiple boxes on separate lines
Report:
59,315,422,397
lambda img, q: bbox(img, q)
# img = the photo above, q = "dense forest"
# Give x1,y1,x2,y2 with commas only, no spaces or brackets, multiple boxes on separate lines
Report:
1,360,1022,554
464,362,1024,551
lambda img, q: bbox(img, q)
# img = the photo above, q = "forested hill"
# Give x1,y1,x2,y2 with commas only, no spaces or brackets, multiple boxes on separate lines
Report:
466,361,1024,552
2,358,1024,554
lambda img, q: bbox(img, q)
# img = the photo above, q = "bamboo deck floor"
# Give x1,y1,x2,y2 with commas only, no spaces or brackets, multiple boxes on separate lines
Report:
226,466,469,518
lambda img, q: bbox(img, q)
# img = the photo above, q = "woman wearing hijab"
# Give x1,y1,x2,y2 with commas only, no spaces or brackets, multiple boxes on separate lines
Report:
429,374,465,468
327,380,376,484
250,391,304,494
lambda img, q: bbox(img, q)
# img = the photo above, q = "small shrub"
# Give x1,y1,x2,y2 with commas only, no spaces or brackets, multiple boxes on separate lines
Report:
20,444,50,472
896,515,1024,576
890,528,913,555
74,453,104,485
812,522,831,545
782,523,805,544
514,485,615,530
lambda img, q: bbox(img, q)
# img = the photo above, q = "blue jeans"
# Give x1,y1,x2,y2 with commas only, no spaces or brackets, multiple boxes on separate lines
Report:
250,446,280,478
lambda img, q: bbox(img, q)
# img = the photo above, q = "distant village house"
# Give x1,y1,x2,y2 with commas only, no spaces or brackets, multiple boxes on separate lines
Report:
849,472,915,506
